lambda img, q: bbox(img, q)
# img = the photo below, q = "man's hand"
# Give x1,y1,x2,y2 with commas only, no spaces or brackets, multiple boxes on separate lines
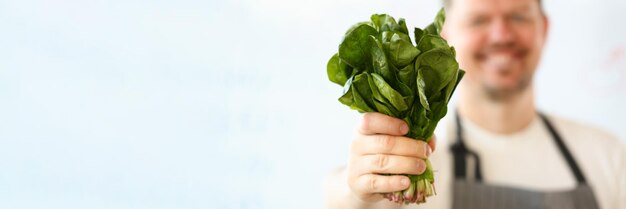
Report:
347,112,436,202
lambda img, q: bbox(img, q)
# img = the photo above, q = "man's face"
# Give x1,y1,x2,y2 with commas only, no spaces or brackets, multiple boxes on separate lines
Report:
442,0,548,99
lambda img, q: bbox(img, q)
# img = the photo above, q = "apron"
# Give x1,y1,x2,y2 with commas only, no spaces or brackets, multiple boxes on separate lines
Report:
449,113,601,209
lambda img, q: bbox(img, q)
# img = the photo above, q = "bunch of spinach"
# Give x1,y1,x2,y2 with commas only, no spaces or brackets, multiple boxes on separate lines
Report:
327,8,464,204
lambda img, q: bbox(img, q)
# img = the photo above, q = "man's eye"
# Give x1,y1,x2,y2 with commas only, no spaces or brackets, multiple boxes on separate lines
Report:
470,17,487,26
510,14,528,22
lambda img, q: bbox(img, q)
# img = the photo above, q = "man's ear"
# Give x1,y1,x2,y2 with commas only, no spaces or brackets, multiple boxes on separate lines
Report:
542,14,549,41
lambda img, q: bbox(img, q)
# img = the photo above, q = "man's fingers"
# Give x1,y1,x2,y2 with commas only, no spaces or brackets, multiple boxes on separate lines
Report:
353,174,410,194
353,135,431,159
359,112,408,135
428,134,437,153
356,154,426,175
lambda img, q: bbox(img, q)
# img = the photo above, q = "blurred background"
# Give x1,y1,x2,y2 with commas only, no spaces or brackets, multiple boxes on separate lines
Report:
1,0,625,208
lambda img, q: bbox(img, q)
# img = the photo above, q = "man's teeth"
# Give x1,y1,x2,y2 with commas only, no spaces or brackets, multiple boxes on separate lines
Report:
490,54,512,65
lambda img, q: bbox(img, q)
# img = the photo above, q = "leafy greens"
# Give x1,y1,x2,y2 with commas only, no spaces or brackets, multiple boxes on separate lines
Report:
327,8,464,204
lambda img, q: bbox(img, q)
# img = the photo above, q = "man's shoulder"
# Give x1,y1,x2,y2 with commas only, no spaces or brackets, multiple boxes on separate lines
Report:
545,113,624,154
546,114,618,140
543,115,626,209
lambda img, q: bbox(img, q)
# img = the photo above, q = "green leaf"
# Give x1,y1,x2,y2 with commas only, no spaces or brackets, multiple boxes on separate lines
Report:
351,89,373,112
422,100,448,138
396,65,416,111
387,33,420,67
397,83,414,114
351,74,375,112
367,73,404,117
327,53,353,86
398,63,416,89
424,23,438,35
381,31,411,44
433,8,446,35
369,35,396,85
438,69,460,103
416,70,430,111
417,34,449,53
371,14,398,32
445,69,465,102
405,106,430,139
338,75,355,106
398,18,411,38
339,24,378,69
366,73,386,105
449,46,457,57
344,21,375,36
371,73,408,111
415,48,459,96
423,8,446,36
373,99,398,117
414,27,424,46
339,86,354,107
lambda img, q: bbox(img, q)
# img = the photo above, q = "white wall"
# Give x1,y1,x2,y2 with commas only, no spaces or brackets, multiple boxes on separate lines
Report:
0,0,624,209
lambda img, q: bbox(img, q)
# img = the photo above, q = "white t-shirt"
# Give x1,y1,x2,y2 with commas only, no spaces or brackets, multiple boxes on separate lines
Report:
404,113,626,209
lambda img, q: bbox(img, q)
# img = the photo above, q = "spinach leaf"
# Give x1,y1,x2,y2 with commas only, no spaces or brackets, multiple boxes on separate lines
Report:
397,18,410,38
415,48,459,96
371,14,398,32
433,8,446,34
387,33,420,67
339,24,378,70
414,27,424,46
371,73,408,111
416,34,449,53
327,53,353,86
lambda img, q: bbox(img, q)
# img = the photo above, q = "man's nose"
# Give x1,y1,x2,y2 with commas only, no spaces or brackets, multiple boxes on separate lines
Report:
488,18,514,43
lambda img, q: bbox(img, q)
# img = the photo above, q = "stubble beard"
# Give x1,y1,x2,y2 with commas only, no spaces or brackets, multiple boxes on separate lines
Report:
481,74,533,102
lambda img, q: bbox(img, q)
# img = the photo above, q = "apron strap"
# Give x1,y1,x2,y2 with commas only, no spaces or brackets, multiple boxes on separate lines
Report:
451,112,483,181
538,113,587,184
452,111,588,184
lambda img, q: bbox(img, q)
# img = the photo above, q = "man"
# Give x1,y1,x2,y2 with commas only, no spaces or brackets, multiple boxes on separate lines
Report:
324,0,626,208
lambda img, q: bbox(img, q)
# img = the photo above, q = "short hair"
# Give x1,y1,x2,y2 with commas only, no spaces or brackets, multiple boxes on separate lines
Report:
443,0,544,13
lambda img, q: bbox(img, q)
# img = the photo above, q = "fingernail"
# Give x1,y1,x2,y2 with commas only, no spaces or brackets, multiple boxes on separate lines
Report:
400,124,409,134
400,178,409,187
426,146,432,157
417,161,425,173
